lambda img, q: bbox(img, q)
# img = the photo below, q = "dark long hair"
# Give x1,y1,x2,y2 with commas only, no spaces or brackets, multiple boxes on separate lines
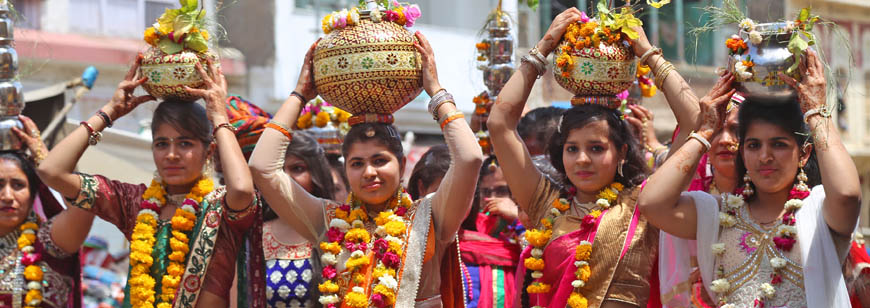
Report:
546,104,648,188
0,152,38,198
151,100,213,145
736,100,821,197
263,131,335,221
407,144,450,200
341,123,404,161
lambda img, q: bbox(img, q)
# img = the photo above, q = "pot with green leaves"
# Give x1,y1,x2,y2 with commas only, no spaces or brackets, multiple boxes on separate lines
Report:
726,10,818,103
138,0,217,101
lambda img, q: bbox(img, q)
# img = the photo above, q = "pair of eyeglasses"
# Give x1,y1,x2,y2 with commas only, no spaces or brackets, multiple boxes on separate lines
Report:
479,186,511,198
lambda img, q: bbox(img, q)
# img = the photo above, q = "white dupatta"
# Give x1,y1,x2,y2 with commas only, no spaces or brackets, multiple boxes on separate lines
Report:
659,186,850,307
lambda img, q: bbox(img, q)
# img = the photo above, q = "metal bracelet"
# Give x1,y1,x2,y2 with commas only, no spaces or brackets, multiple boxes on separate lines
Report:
521,55,545,78
639,47,662,66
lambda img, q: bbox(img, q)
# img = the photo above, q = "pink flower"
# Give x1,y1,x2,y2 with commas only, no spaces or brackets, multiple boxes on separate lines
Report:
374,238,389,253
327,228,345,243
141,201,160,211
580,12,590,23
371,293,386,307
781,213,795,225
788,188,809,200
384,10,399,22
322,266,337,280
336,15,347,28
21,252,41,266
327,304,337,308
581,214,597,229
773,236,796,251
391,0,401,7
754,299,765,308
182,198,199,210
382,251,400,267
566,186,577,197
770,274,782,285
404,5,421,27
616,90,630,100
394,206,408,217
340,204,351,212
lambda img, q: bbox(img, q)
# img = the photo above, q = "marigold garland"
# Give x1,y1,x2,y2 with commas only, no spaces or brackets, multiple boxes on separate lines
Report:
318,188,414,308
130,177,213,308
525,182,623,308
19,221,43,308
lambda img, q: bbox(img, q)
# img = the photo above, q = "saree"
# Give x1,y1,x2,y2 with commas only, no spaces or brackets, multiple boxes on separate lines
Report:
459,213,522,308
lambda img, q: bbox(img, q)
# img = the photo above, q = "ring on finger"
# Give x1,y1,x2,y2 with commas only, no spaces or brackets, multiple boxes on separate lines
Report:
29,129,40,139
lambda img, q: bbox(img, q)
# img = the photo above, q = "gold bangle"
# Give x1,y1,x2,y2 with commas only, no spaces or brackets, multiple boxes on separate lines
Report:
654,62,675,89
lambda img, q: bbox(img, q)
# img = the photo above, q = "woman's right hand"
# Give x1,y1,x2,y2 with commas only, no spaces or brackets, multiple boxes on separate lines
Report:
629,26,654,58
697,75,734,136
102,55,155,120
536,8,585,57
294,40,320,101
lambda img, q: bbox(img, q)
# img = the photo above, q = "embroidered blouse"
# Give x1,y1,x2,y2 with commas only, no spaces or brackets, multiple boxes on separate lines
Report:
0,218,77,308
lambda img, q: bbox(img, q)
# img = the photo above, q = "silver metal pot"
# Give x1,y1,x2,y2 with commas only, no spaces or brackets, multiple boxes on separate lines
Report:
484,63,514,97
0,80,23,116
0,15,12,45
0,116,22,151
728,22,798,103
0,46,17,79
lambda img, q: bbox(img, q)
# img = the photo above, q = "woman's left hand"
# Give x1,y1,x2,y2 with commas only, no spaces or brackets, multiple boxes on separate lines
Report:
625,104,662,151
780,49,826,114
483,197,519,222
185,58,229,123
412,31,442,97
11,115,48,165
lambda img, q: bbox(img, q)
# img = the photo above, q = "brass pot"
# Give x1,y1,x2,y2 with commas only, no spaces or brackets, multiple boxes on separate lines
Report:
139,48,217,101
553,41,636,97
313,15,422,115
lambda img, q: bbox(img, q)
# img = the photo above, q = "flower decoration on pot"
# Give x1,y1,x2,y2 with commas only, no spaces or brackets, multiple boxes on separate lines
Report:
296,97,352,154
139,0,218,101
313,0,423,116
553,0,641,104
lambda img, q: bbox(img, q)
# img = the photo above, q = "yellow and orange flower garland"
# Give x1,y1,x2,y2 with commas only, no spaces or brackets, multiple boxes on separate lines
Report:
18,221,43,308
130,177,213,308
555,8,641,78
318,189,414,308
524,182,623,308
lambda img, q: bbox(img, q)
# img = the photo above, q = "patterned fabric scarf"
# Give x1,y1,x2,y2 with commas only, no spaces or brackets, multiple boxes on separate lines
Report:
225,95,272,160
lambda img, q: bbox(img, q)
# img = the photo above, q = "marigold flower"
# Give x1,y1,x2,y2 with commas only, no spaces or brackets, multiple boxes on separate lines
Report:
315,111,331,128
524,257,546,271
575,263,591,281
24,265,42,281
526,282,551,294
318,281,340,293
25,289,42,303
384,220,406,237
345,291,369,308
575,242,592,260
568,292,589,308
373,284,397,304
320,242,342,255
344,228,371,243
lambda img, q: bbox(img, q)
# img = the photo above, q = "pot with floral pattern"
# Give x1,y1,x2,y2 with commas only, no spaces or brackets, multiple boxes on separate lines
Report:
313,11,423,115
552,40,637,99
727,22,799,103
139,48,218,101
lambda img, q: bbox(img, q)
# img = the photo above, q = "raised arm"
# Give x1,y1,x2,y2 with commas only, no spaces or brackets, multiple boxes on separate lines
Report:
781,50,861,236
630,26,735,155
487,8,583,211
412,32,484,241
637,87,729,239
248,41,327,243
36,56,154,200
184,60,255,211
13,116,95,254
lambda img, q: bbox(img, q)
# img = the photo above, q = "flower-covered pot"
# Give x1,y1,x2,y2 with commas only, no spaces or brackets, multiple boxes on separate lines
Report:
313,14,422,115
728,22,798,103
553,41,636,97
139,48,217,101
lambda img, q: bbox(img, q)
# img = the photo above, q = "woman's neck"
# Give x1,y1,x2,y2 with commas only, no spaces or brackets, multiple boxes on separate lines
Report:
0,225,15,238
166,182,197,195
712,172,737,194
750,188,791,222
574,189,598,204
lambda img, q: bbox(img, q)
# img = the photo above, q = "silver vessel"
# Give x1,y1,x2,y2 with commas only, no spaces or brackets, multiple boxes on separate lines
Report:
728,22,799,103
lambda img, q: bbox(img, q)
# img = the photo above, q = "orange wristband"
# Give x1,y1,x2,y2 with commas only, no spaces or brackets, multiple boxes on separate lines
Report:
265,121,293,140
439,111,465,130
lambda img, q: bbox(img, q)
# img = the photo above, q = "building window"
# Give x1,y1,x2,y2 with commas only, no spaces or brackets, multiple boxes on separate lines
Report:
14,0,41,29
68,0,192,38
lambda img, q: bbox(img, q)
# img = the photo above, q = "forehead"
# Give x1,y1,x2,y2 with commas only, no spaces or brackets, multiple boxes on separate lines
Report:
0,159,26,179
153,123,196,139
565,120,610,143
347,139,396,159
744,121,792,140
481,167,506,185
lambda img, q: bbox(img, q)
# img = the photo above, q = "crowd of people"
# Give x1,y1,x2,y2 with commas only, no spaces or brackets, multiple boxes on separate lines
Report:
0,7,868,308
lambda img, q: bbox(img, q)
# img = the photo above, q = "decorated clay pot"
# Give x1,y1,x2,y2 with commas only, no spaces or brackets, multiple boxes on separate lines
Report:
313,15,422,115
728,22,798,103
553,41,636,97
139,48,217,101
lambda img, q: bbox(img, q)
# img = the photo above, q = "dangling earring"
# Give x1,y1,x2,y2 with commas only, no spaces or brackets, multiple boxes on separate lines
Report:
795,164,809,192
741,173,754,197
202,156,213,178
617,160,625,178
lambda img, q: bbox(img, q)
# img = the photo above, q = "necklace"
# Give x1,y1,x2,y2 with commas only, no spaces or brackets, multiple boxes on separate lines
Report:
524,182,623,308
318,188,414,308
711,169,809,307
129,177,213,308
18,219,43,307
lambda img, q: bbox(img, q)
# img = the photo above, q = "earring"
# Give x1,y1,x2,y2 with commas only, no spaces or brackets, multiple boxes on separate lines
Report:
741,173,754,197
617,160,625,178
153,170,162,183
202,156,213,178
795,165,809,192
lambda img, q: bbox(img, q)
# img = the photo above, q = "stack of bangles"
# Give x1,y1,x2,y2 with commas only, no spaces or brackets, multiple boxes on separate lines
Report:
265,120,293,140
653,60,675,89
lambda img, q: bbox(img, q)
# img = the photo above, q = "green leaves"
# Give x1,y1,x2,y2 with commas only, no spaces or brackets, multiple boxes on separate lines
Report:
186,31,209,53
786,32,807,74
158,38,183,54
179,0,198,12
